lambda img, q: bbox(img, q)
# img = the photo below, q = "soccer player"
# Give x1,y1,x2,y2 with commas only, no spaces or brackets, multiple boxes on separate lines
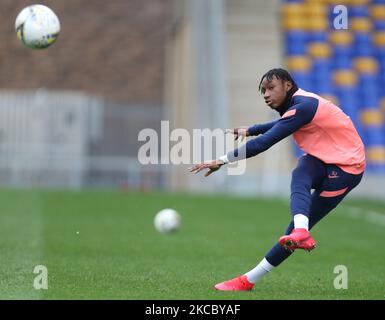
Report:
189,68,365,291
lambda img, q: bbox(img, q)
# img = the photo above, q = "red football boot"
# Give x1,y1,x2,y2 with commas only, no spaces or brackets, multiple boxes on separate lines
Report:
214,275,254,291
279,228,316,252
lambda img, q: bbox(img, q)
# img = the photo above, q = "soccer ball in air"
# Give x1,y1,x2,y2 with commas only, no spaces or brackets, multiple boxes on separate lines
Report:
154,209,181,234
15,4,60,49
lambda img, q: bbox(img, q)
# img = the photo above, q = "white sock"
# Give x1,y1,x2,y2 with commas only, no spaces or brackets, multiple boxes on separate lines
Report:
294,214,309,230
244,258,274,284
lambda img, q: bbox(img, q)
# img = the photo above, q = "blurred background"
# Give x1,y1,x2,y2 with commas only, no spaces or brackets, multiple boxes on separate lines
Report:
0,0,384,199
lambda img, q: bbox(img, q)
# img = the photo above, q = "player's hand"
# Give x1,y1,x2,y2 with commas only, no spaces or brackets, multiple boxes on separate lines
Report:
225,127,249,141
188,159,225,177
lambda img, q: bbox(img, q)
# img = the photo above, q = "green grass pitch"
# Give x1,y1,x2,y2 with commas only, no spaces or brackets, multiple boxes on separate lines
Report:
0,189,383,299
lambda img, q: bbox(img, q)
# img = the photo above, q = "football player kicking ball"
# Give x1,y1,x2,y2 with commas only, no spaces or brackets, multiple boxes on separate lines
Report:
189,68,365,291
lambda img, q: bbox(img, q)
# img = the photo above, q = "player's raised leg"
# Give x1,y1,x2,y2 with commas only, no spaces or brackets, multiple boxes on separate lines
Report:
214,155,365,291
268,167,362,257
214,155,325,291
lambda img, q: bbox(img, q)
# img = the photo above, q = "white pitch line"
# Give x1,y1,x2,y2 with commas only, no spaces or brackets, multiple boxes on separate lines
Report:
339,205,385,227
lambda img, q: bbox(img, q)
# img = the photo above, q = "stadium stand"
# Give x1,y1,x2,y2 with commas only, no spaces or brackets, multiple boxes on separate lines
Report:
282,0,385,172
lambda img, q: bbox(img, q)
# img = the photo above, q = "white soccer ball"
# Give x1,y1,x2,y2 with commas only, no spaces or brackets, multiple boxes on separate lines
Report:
154,209,181,234
15,4,60,49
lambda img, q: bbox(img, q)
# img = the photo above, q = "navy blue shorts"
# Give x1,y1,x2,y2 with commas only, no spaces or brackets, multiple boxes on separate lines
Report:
290,154,364,226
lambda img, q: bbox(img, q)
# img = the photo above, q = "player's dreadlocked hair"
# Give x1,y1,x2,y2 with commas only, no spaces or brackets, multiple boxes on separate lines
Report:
258,68,298,92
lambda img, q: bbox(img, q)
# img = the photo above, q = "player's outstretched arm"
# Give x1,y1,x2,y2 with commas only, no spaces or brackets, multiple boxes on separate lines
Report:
248,120,279,136
189,159,225,177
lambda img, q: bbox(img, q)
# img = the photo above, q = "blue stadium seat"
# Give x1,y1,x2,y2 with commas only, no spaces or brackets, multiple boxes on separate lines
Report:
358,74,381,106
372,0,385,4
285,31,308,55
334,87,361,132
332,46,353,69
354,33,375,56
350,6,370,18
312,59,332,76
309,31,328,43
375,46,385,58
355,32,373,46
312,59,332,92
291,71,313,91
379,75,385,96
363,126,385,145
374,20,385,30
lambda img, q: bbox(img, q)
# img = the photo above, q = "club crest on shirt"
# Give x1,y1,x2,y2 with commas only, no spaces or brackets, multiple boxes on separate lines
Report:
328,171,339,179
